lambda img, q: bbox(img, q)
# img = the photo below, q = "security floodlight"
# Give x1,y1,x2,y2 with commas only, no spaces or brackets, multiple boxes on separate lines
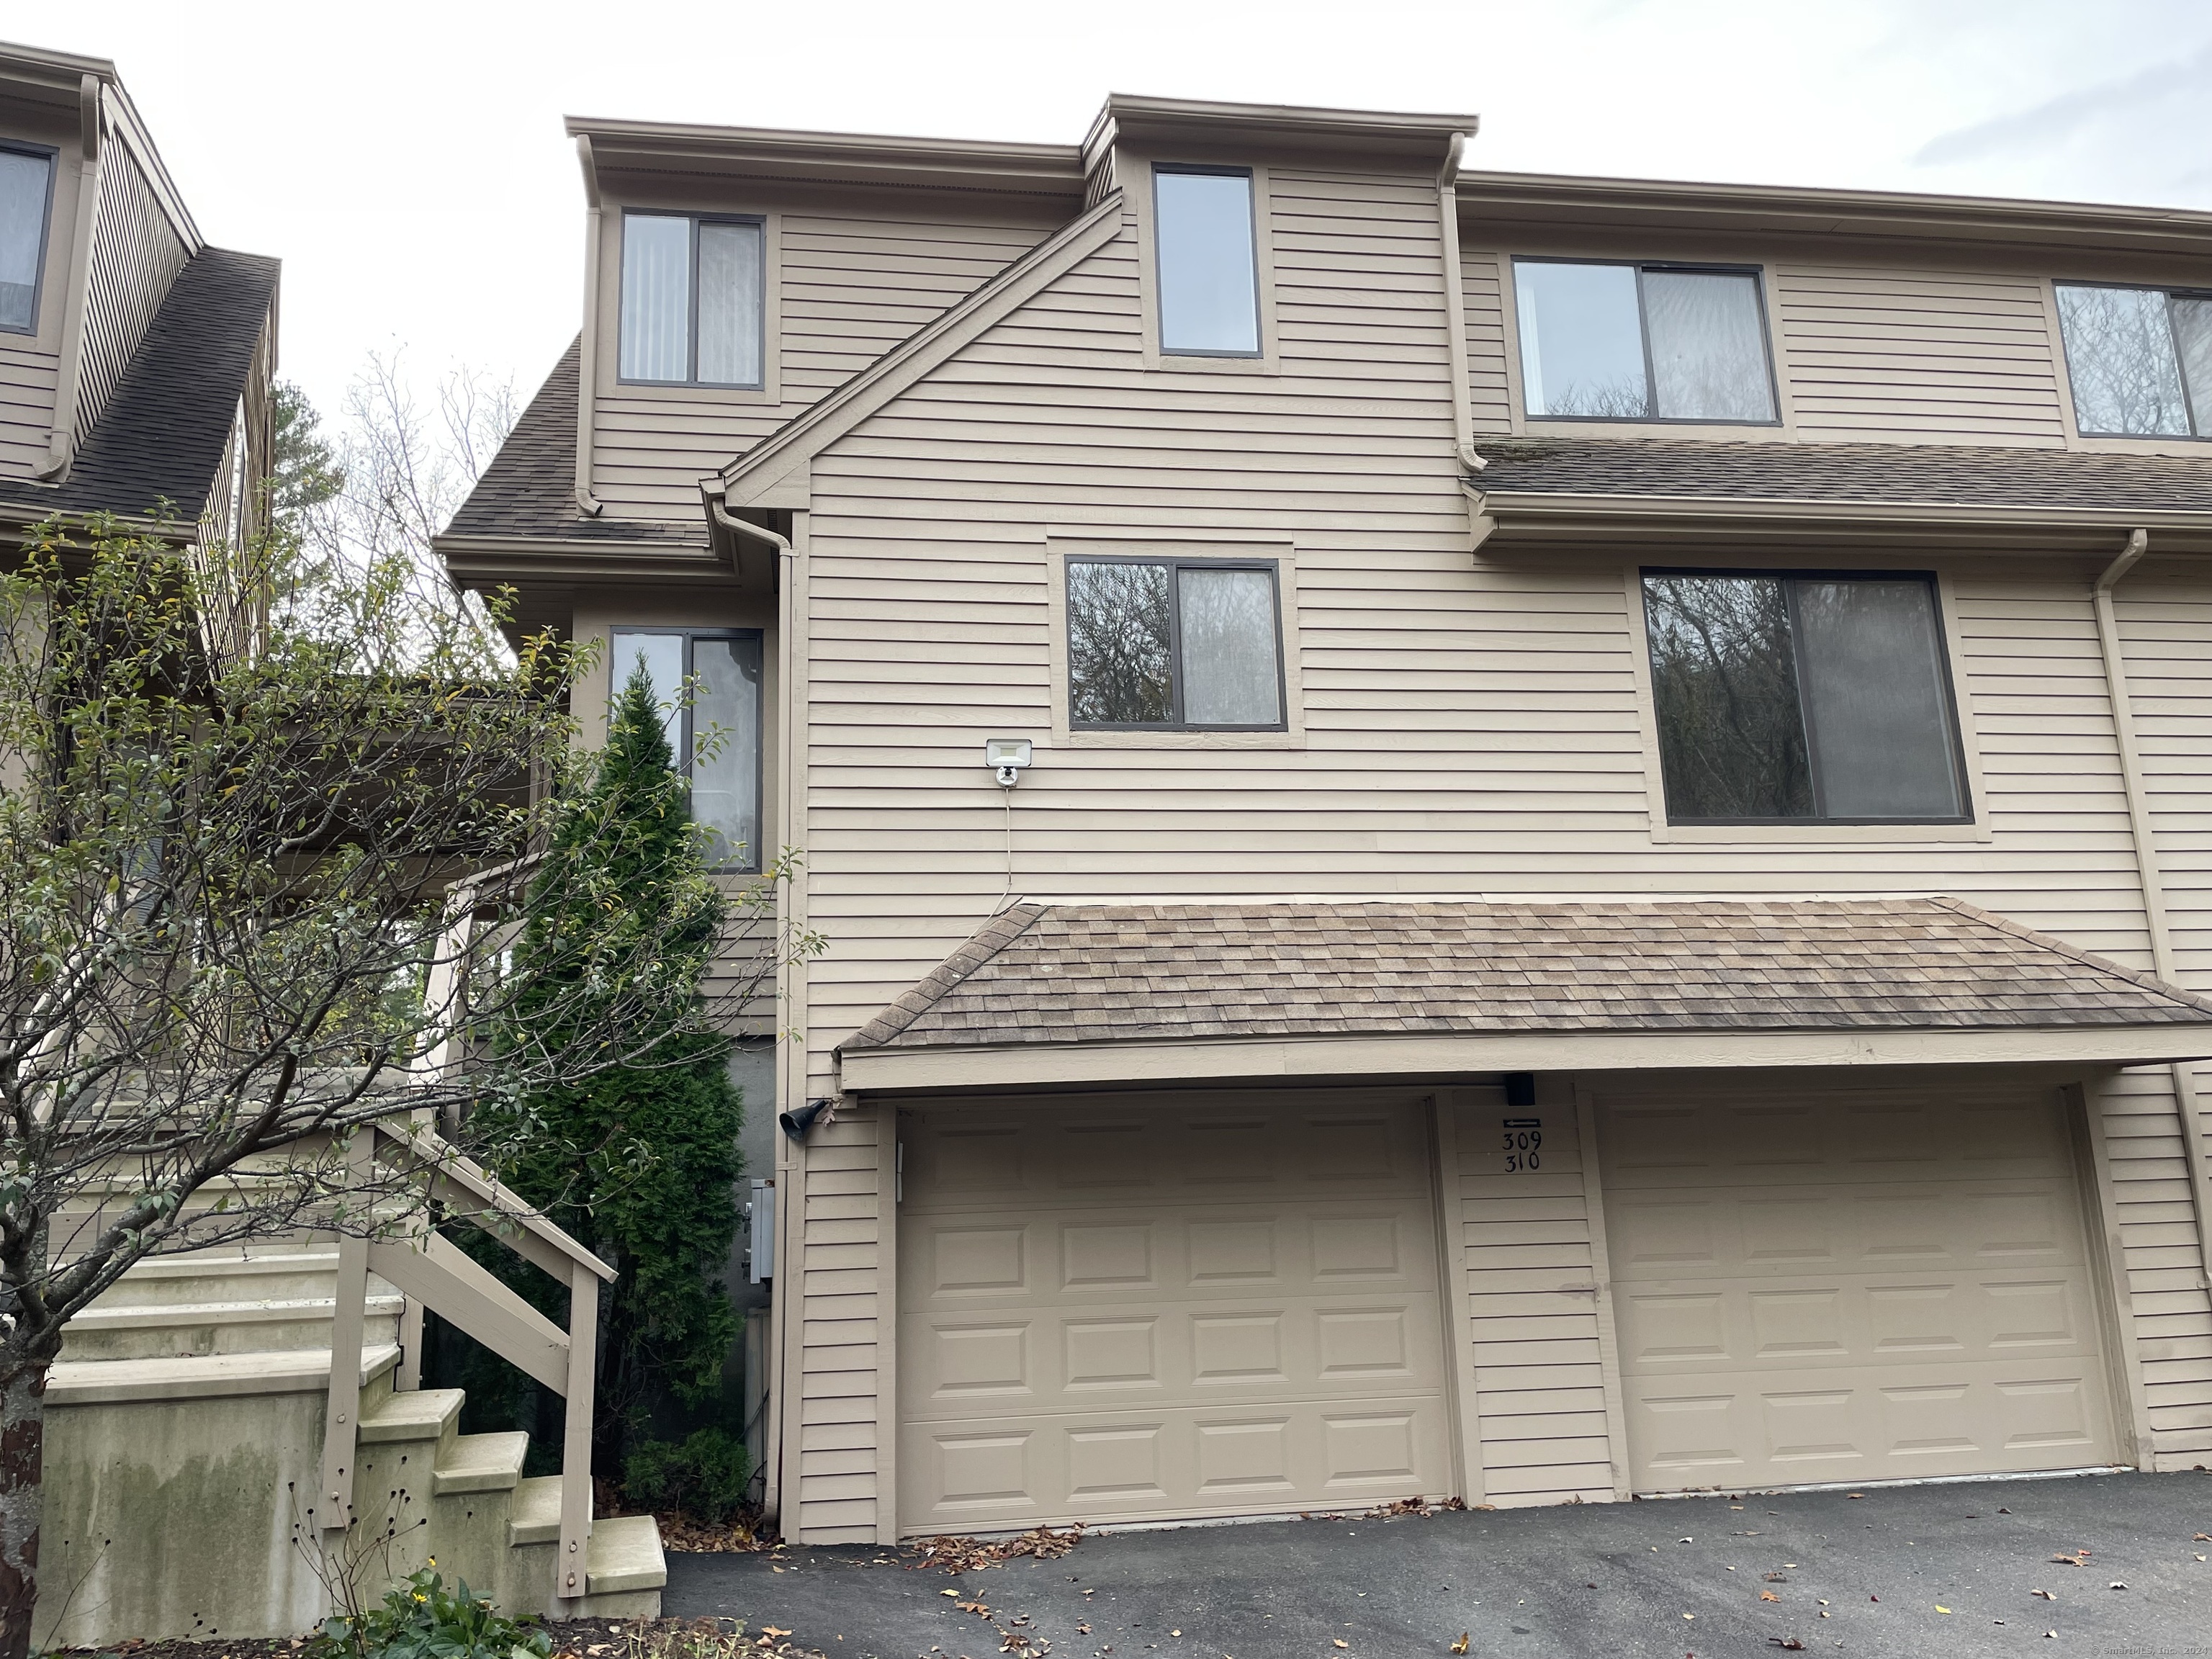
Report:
986,737,1033,787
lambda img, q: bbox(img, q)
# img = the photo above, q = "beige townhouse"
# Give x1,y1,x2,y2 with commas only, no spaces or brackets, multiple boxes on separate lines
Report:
439,94,2212,1547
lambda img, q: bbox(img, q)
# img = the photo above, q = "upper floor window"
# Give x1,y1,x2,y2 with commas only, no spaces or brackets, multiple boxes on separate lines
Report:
0,143,56,334
1641,571,1967,824
619,212,764,387
1067,556,1284,729
1515,260,1777,423
609,627,764,871
1154,166,1260,356
2054,282,2211,439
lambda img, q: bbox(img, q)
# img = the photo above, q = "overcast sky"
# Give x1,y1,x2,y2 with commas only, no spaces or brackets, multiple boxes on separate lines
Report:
53,0,2212,426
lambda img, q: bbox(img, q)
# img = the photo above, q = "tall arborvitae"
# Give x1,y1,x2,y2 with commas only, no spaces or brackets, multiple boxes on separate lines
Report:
457,662,746,1470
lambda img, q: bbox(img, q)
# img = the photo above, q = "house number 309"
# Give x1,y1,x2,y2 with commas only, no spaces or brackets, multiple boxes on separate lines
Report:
1503,1116,1542,1172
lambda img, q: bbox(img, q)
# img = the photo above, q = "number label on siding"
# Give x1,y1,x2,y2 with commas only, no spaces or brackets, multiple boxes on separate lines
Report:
1502,1116,1542,1173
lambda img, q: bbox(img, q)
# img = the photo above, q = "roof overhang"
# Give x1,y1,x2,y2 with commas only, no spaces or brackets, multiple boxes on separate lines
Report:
841,1022,2212,1094
1467,487,2212,555
1088,94,1477,170
435,533,720,587
1452,168,2212,261
564,114,1086,202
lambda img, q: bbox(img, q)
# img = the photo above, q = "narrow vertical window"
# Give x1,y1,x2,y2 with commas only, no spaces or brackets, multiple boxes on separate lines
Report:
1066,557,1284,730
619,212,765,387
2055,282,2211,438
608,629,764,870
1642,572,1966,824
1154,167,1261,356
0,145,55,334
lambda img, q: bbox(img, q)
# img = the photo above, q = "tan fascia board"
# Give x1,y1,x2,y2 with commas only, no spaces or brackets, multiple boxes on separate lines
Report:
0,45,201,250
0,499,202,545
1098,93,1479,160
435,533,727,586
1455,168,2212,258
0,39,116,100
1467,487,2212,554
718,190,1125,506
840,1022,2212,1094
564,114,1083,199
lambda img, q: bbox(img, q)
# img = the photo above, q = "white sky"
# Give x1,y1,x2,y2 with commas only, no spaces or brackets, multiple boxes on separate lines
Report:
52,0,2212,426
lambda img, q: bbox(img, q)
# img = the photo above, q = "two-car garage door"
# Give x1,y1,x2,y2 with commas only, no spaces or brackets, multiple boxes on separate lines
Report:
896,1096,1456,1535
1598,1080,2119,1493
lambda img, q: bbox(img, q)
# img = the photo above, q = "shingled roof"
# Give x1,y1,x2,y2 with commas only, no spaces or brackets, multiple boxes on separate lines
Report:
441,340,705,547
17,247,279,523
845,896,2212,1052
1472,437,2212,516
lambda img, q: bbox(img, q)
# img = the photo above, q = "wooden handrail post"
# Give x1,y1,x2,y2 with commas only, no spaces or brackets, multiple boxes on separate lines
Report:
318,1134,374,1557
557,1255,598,1609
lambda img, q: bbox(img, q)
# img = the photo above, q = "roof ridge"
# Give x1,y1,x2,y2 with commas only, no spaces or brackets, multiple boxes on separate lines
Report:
719,192,1125,501
1926,895,2212,1015
842,902,1050,1050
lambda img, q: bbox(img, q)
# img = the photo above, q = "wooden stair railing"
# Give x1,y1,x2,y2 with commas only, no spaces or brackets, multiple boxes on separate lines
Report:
318,1117,616,1613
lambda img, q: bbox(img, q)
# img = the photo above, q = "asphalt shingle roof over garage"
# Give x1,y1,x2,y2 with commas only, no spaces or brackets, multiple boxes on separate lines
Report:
31,247,279,523
845,896,2212,1051
441,338,706,547
1471,436,2212,515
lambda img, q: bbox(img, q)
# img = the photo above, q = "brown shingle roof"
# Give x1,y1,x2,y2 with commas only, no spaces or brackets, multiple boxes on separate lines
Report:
845,896,2212,1051
1473,437,2212,514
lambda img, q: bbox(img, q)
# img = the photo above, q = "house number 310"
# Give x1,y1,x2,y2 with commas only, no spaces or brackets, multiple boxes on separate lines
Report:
1503,1116,1542,1172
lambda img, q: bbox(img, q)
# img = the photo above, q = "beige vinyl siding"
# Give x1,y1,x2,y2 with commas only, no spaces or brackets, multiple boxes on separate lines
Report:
77,144,189,445
793,1105,886,1542
1459,248,1511,434
0,341,58,475
1772,264,2068,443
590,211,1056,520
1444,1088,1614,1504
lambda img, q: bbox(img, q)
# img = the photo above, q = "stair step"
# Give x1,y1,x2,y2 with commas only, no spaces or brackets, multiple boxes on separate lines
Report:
432,1429,529,1494
45,1343,400,1406
69,1292,405,1331
359,1387,464,1444
586,1514,667,1595
508,1474,595,1545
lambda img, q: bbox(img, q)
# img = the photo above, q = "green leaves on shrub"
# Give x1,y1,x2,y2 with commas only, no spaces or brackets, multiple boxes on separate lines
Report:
307,1566,549,1659
623,1427,752,1522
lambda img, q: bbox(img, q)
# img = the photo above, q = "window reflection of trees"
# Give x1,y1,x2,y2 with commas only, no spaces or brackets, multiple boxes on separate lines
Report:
1068,561,1174,724
2057,285,2194,437
1644,576,1814,819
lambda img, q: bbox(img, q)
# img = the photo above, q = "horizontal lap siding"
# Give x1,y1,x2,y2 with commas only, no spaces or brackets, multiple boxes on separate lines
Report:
78,146,189,444
591,212,1053,519
0,343,57,476
1460,249,1511,433
1773,265,2067,442
796,1110,883,1542
1448,1097,1614,1503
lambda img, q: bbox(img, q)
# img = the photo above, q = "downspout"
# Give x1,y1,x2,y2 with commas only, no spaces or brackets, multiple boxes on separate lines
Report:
37,73,105,482
1434,127,1485,478
711,494,799,1523
572,136,606,517
2093,528,2212,1295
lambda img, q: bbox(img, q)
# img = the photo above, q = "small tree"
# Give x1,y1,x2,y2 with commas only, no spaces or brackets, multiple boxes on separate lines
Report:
463,664,752,1471
0,520,799,1658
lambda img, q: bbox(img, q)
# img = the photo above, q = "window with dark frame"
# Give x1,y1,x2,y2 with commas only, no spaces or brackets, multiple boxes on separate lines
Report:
1066,557,1285,729
2054,282,2212,438
608,628,765,870
1514,258,1779,423
1154,166,1262,357
1641,571,1969,824
618,211,765,387
0,143,56,335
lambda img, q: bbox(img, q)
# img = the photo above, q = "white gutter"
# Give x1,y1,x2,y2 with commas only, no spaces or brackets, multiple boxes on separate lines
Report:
572,136,605,517
2092,528,2212,1292
1435,128,1484,478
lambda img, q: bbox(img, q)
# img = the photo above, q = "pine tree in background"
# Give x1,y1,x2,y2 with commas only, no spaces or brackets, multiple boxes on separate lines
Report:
451,661,747,1480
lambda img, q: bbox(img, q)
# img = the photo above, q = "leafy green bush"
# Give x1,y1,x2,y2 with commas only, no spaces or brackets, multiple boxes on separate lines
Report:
624,1426,752,1521
307,1565,549,1659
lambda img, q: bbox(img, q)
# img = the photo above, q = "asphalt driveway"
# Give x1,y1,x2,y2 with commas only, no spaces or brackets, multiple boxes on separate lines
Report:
666,1470,2212,1658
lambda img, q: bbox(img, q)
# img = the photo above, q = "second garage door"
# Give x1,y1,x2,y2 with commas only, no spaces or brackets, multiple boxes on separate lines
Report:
1599,1079,2118,1493
897,1094,1455,1535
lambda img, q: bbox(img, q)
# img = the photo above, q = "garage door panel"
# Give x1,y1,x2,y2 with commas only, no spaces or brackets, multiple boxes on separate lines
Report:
899,1097,1454,1533
1601,1082,2118,1493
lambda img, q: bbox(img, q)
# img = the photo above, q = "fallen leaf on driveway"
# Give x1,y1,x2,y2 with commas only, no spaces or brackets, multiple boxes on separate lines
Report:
1449,1637,1470,1656
941,1589,961,1598
2051,1552,2086,1565
956,1602,989,1616
1846,1493,1864,1500
1936,1606,1952,1614
1768,1642,1806,1652
1334,1643,1348,1650
2110,1581,2128,1591
2033,1589,2056,1600
1759,1591,1779,1602
763,1632,791,1642
2197,1534,2211,1542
